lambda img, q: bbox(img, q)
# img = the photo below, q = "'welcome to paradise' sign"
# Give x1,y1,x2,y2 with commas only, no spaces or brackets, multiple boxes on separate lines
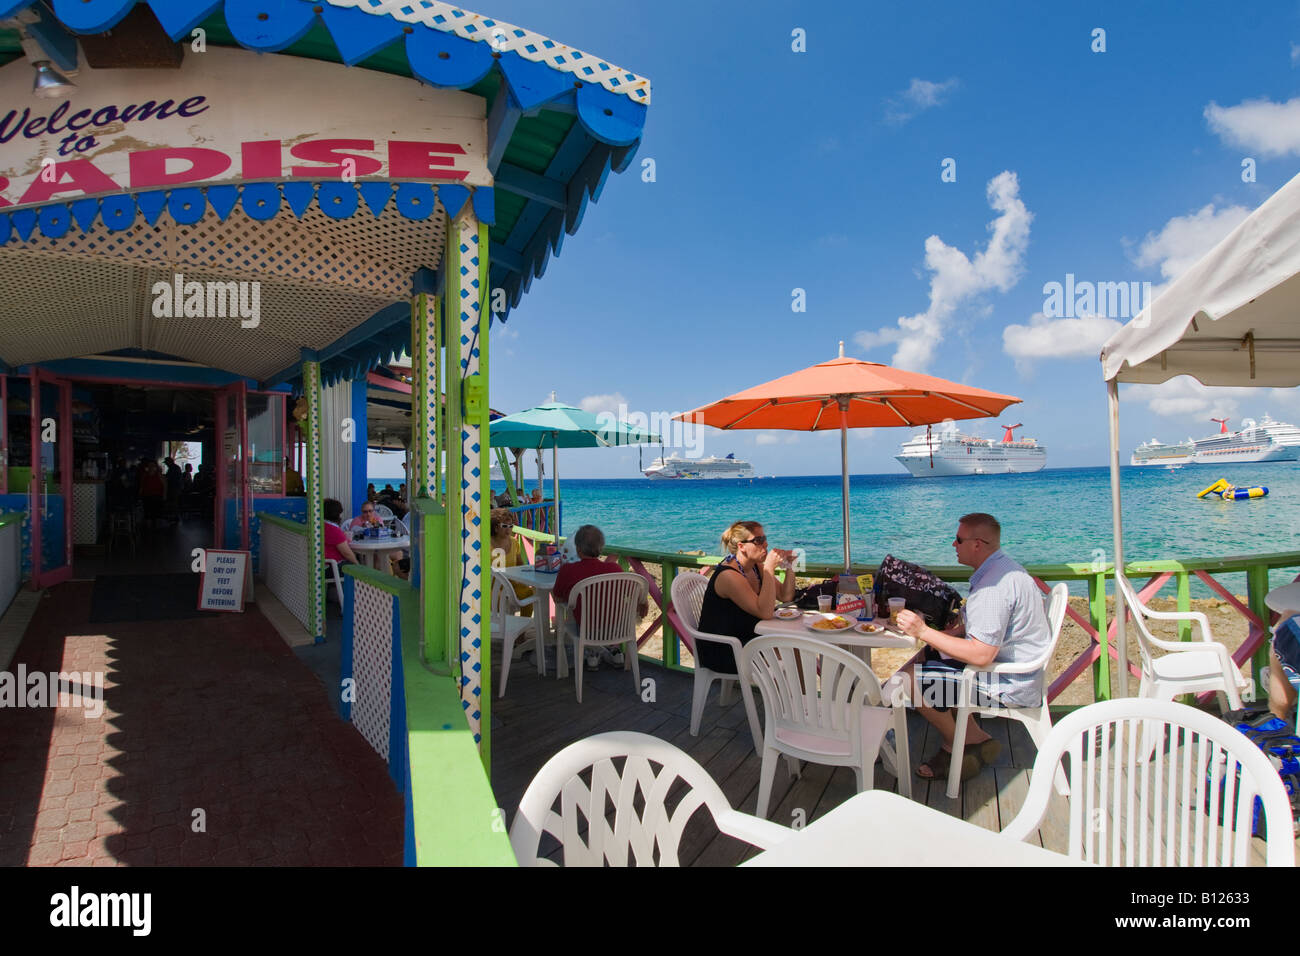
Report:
0,47,489,210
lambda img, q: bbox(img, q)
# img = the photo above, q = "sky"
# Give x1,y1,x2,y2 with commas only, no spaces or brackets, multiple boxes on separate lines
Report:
462,1,1300,479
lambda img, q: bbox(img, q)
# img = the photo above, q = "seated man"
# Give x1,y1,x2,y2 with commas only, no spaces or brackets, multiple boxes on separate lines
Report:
894,512,1052,782
1269,614,1300,721
553,524,648,672
348,501,383,533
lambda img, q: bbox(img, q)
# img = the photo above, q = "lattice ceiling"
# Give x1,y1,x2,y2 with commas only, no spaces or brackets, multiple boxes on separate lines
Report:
0,199,446,380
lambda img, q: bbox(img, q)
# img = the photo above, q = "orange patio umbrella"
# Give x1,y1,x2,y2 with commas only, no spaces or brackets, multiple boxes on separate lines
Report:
675,343,1022,570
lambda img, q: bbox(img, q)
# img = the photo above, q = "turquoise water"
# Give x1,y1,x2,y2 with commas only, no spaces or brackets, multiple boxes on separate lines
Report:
491,464,1300,594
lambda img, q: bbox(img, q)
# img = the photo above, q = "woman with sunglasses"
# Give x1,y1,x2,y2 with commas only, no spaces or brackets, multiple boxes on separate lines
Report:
695,521,797,675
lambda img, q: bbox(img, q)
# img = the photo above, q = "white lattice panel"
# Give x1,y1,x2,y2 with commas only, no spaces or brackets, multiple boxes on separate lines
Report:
0,522,19,616
327,0,651,104
0,197,447,379
262,523,310,631
352,579,393,761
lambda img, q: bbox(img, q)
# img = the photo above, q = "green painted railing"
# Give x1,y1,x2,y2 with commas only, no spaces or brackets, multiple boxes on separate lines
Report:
512,525,1299,705
256,511,307,535
341,513,514,866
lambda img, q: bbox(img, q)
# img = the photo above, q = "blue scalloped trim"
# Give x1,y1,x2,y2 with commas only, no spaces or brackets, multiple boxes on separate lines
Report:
16,0,650,138
0,182,495,242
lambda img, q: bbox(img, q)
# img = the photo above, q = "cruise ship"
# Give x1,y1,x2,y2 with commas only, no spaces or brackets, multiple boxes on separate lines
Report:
1131,415,1300,466
643,453,755,480
896,424,1046,477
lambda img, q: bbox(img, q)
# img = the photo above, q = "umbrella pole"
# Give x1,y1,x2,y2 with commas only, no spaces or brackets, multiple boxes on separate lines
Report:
1107,378,1129,697
553,436,560,539
840,400,851,572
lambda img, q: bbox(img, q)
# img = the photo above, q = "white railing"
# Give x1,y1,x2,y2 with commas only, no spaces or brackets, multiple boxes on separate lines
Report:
260,519,310,631
351,576,394,761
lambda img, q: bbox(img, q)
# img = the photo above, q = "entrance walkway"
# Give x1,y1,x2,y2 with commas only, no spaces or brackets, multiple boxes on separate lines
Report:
0,581,402,866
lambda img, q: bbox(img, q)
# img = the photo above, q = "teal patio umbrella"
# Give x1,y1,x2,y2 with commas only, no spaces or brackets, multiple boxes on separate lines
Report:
489,396,661,537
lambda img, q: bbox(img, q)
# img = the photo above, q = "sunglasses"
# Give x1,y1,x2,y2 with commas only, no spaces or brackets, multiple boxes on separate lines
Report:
954,536,987,545
744,535,768,547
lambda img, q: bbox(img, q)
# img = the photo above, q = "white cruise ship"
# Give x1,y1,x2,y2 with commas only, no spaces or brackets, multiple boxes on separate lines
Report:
1131,438,1195,467
896,424,1046,477
1132,415,1300,466
643,453,755,480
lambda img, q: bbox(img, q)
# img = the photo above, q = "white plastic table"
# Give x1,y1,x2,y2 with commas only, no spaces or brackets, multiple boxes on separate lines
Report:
755,612,918,667
350,535,410,573
742,790,1089,867
497,565,570,676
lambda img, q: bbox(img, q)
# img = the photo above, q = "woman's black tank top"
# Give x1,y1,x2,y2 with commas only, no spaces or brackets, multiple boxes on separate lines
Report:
696,562,761,675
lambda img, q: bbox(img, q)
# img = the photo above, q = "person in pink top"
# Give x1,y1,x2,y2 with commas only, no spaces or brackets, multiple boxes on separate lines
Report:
554,525,647,671
323,498,360,566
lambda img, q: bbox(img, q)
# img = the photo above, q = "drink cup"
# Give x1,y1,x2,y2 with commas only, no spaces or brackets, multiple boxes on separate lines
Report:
888,597,906,625
817,594,833,613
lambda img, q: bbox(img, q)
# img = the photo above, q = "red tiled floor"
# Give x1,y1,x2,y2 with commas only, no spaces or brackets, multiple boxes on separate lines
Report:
0,582,403,866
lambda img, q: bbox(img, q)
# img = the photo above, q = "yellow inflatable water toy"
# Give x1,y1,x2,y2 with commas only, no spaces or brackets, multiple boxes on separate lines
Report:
1197,478,1269,500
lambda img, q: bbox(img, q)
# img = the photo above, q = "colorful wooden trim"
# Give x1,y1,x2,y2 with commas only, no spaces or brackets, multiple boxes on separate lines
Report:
445,209,490,750
303,359,325,644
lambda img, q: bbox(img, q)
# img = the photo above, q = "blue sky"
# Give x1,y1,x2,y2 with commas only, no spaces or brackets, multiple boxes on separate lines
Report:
462,0,1300,480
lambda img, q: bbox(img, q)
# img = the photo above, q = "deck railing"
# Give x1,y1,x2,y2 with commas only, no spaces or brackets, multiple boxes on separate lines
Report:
507,501,559,536
511,526,1299,705
257,512,310,631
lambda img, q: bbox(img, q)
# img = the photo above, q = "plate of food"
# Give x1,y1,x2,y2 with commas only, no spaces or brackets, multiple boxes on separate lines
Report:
774,606,801,620
855,621,886,634
806,614,853,632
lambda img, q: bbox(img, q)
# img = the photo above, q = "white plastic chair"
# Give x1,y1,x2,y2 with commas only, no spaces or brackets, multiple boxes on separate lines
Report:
509,731,793,866
323,558,344,607
945,582,1071,799
1001,697,1295,867
374,504,395,520
563,573,648,703
491,574,545,698
742,634,911,819
671,572,763,749
1116,572,1249,713
390,516,409,537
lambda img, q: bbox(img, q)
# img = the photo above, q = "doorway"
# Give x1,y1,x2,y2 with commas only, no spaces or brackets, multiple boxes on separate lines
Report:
68,382,218,579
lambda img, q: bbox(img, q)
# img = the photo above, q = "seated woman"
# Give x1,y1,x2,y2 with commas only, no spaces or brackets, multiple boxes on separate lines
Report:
490,508,533,615
696,521,797,675
323,498,361,567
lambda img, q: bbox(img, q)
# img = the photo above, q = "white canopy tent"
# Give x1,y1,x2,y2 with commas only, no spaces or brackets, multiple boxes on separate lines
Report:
1100,170,1300,695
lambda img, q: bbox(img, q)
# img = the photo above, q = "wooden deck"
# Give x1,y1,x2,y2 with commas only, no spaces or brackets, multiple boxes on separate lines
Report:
490,648,1082,865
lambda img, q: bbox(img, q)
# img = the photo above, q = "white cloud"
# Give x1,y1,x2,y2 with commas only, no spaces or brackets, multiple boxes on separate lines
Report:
1204,97,1300,157
885,77,959,124
1132,202,1249,292
755,433,780,446
854,171,1031,372
1291,42,1300,66
1003,312,1123,363
1125,377,1300,422
577,392,627,415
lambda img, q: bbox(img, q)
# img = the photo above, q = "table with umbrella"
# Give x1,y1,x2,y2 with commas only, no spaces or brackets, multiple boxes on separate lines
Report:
488,397,661,675
675,342,1023,572
488,395,662,540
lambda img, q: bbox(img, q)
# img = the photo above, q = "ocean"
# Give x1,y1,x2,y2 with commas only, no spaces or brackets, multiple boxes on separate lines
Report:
487,463,1300,595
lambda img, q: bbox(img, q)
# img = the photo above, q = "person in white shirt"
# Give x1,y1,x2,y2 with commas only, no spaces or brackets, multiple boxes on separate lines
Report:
895,512,1052,782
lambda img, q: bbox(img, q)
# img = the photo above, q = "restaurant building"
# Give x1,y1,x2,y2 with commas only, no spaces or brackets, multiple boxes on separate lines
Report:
0,0,648,862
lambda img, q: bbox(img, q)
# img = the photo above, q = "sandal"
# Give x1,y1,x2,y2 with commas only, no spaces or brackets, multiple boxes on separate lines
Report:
916,748,981,781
